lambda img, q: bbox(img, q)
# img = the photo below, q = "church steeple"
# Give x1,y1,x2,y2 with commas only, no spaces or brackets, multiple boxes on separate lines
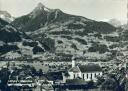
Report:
72,56,76,68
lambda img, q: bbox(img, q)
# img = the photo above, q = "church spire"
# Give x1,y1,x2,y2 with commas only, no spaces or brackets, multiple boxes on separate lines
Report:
72,56,76,68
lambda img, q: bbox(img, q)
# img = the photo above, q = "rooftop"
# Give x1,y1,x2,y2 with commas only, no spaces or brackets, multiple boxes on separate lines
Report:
79,64,102,72
69,64,102,73
69,66,81,73
66,77,87,85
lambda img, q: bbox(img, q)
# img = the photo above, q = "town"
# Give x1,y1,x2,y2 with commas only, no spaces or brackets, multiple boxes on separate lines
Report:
0,0,127,91
0,56,127,91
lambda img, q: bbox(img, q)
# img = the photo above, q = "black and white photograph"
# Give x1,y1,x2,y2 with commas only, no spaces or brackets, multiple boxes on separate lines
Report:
0,0,127,91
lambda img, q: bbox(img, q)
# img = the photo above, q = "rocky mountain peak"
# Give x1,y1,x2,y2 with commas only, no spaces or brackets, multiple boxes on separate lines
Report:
29,2,52,18
108,19,121,27
0,10,14,23
36,2,45,10
0,11,11,18
33,2,51,12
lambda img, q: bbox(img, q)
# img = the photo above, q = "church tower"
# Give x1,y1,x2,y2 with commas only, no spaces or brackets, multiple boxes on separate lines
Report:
72,56,76,68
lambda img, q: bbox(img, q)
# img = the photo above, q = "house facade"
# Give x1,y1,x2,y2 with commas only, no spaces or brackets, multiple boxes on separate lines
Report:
64,59,102,82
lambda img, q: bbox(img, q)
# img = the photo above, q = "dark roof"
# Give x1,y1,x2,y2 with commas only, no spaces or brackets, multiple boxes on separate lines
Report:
66,78,87,85
69,66,81,73
42,80,49,84
64,72,70,77
79,64,102,72
42,84,54,90
46,71,63,81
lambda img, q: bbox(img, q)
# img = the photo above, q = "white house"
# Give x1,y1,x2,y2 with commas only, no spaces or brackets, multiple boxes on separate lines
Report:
64,59,102,82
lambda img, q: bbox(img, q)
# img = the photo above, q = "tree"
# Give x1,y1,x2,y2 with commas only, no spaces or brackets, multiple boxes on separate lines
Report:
38,69,43,76
0,68,10,90
96,76,105,86
87,80,95,89
31,67,37,76
101,68,126,91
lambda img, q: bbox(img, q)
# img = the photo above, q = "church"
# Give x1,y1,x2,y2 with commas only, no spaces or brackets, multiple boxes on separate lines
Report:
63,58,103,82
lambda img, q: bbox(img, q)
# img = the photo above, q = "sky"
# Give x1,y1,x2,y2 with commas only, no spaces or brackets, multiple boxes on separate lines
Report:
0,0,127,24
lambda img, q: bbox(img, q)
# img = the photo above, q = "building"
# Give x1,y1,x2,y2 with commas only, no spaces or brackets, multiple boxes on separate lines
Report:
63,58,102,82
36,76,54,91
37,76,54,86
41,81,54,91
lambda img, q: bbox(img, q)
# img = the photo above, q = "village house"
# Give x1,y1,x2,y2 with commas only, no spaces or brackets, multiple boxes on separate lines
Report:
41,81,54,91
37,76,54,86
63,58,102,82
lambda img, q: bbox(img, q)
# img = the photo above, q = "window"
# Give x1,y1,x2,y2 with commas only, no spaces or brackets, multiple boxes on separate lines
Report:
95,73,97,77
99,73,100,75
87,74,88,79
83,74,84,79
91,74,92,79
74,74,75,78
77,74,79,77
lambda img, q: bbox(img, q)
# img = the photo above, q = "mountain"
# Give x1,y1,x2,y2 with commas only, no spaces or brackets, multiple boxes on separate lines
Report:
10,3,121,62
12,3,115,33
121,24,128,30
0,18,45,60
12,3,92,32
0,18,9,29
108,19,121,27
0,11,14,23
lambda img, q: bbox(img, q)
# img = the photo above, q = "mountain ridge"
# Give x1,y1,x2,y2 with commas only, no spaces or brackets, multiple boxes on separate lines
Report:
11,3,93,32
2,3,123,62
0,18,46,60
0,10,14,23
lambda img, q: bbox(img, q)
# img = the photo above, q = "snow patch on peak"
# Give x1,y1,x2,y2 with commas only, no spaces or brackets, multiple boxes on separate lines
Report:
0,10,14,23
0,15,5,19
1,25,17,32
